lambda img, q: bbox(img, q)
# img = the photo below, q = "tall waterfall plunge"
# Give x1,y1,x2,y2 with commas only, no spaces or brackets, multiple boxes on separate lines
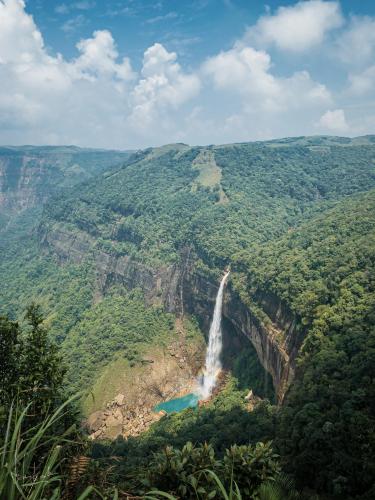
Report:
198,271,230,399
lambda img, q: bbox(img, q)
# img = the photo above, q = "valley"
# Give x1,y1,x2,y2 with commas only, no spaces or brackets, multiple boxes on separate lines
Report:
1,136,375,498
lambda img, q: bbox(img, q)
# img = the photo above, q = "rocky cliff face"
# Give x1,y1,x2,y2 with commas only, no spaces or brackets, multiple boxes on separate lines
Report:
181,268,297,402
0,147,130,230
39,226,182,310
41,224,302,402
0,151,50,214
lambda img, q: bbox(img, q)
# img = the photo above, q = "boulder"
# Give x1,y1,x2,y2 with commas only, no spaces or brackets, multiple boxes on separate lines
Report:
89,429,103,440
113,408,123,420
105,422,123,439
114,393,125,406
86,410,106,432
106,414,123,428
104,413,123,439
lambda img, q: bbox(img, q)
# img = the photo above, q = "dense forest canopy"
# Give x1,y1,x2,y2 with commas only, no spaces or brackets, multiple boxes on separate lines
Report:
1,136,375,498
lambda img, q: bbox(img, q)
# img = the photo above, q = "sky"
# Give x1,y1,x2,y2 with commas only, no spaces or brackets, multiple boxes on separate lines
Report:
1,0,375,149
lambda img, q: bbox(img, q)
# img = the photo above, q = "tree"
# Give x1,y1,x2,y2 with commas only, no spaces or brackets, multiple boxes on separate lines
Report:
0,316,21,419
0,305,70,433
19,304,67,419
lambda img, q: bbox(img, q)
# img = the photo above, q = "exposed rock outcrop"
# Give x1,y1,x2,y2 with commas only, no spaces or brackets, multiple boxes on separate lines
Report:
86,392,163,440
182,269,298,402
85,332,204,440
39,226,182,311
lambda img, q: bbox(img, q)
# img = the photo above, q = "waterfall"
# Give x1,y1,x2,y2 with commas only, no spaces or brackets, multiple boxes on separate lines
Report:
198,271,230,399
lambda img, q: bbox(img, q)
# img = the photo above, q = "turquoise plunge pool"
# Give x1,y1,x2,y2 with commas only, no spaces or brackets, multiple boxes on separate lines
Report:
154,393,199,414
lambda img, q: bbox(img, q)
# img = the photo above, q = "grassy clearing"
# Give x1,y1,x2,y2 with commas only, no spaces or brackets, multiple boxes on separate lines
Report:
192,150,222,187
82,357,132,415
192,150,228,203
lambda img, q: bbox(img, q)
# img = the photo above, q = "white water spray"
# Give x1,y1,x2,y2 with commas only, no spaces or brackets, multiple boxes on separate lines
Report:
198,271,230,399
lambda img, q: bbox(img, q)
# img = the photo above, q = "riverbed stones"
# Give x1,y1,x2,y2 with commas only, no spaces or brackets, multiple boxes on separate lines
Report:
113,408,123,420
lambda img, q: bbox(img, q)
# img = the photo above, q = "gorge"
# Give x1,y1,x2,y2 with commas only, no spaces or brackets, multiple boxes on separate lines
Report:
1,137,375,497
3,137,374,406
3,0,375,495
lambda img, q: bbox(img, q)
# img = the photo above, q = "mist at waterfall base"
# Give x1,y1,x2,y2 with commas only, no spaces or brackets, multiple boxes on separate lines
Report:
197,271,230,400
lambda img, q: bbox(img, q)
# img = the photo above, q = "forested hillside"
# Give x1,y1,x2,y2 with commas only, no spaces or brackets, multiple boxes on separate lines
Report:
40,137,375,268
1,136,375,498
236,190,375,494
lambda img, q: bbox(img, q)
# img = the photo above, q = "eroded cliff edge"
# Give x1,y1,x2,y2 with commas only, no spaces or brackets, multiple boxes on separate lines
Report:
39,225,302,402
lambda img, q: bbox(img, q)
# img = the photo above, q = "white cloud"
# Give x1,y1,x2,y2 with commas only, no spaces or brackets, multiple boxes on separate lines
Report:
318,109,349,132
61,14,87,33
129,43,200,131
203,46,278,98
245,0,343,52
0,0,44,64
337,16,375,66
348,65,375,96
74,30,135,81
203,45,331,113
199,42,333,143
0,0,374,148
145,11,178,24
204,14,375,142
336,15,375,125
73,1,95,10
55,4,69,15
0,1,202,147
55,1,95,15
